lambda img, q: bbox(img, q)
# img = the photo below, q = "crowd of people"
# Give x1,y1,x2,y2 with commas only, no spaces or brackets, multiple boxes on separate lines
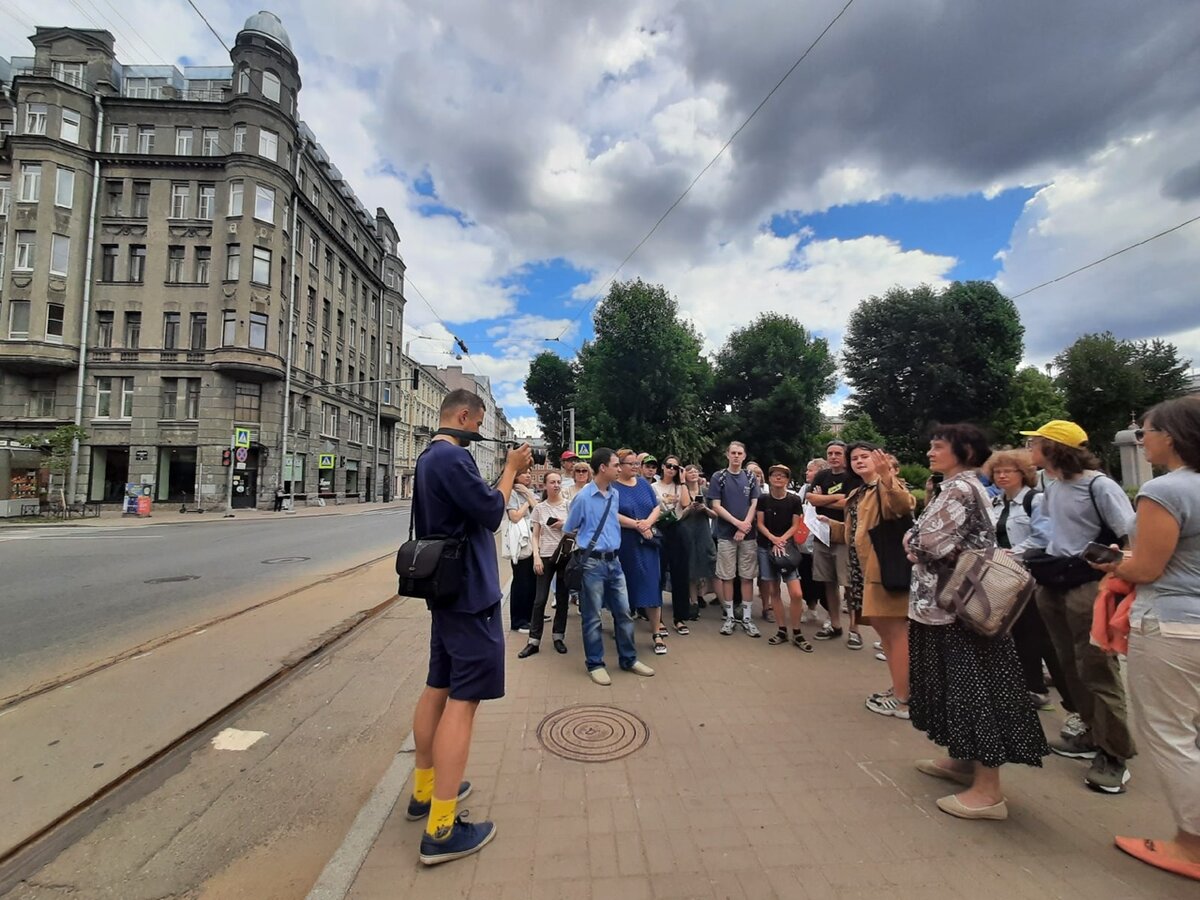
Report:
406,386,1199,880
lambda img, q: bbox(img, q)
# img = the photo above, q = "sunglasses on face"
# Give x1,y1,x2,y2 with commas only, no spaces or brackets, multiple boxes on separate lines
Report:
663,463,679,469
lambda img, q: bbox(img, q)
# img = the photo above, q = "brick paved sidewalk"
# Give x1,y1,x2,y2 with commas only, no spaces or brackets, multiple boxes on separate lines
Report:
348,603,1191,900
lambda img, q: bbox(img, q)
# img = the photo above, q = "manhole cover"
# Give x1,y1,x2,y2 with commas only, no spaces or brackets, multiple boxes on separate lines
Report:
261,556,310,564
144,575,200,584
537,705,649,763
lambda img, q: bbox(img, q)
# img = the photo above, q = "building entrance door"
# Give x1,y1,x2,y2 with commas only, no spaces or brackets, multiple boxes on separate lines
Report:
232,448,260,508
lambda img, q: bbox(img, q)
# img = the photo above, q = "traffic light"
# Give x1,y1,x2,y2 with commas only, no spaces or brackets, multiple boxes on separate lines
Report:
412,366,420,389
221,448,232,467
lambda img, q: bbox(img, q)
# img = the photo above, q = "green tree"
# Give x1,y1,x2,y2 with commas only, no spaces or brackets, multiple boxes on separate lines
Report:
524,351,576,458
709,313,836,471
838,413,886,445
990,366,1068,447
1053,332,1191,466
20,424,89,499
572,279,714,462
841,281,1024,456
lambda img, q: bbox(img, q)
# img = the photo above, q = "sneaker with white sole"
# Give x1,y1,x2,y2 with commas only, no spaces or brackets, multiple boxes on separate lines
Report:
813,623,843,641
589,667,612,686
1085,751,1131,794
875,651,888,661
847,632,864,650
742,619,761,638
419,813,496,866
1049,731,1098,759
720,618,736,636
865,694,910,719
1061,712,1087,739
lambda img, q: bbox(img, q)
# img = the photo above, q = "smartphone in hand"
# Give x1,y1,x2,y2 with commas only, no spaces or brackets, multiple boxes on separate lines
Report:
1081,541,1122,565
546,517,561,526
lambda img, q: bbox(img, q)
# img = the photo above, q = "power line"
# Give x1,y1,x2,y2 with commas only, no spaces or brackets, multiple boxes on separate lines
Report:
1009,213,1200,300
183,0,230,53
99,0,167,64
556,0,856,340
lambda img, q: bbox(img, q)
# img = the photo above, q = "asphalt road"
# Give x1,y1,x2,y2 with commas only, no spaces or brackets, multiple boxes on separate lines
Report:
0,506,410,700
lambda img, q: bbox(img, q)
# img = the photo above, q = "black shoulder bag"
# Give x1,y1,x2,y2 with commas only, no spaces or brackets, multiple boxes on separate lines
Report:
1024,474,1125,589
564,490,615,592
395,451,465,609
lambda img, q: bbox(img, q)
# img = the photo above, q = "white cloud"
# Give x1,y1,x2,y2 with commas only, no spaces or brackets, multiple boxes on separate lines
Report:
508,416,543,440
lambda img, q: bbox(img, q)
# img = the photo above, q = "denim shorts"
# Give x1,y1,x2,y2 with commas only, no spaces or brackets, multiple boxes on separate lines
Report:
757,545,799,583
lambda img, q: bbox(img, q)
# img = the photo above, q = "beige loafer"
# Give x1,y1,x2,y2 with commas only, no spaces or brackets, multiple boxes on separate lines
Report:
936,794,1008,820
626,661,655,677
915,759,975,786
589,667,612,686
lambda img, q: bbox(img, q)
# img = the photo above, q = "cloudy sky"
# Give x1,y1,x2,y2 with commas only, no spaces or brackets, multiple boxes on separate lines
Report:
4,0,1199,437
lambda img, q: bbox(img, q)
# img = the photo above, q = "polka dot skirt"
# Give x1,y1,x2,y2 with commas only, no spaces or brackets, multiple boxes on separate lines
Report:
909,620,1051,768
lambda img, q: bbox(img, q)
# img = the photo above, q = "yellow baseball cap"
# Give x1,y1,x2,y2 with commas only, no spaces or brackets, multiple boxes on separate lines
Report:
1019,420,1088,448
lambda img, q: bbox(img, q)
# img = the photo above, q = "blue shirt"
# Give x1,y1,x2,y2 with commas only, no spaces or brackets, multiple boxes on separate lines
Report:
414,440,506,614
563,481,621,553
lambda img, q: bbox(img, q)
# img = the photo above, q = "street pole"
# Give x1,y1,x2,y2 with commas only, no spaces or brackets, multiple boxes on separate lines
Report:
569,407,576,451
224,433,235,517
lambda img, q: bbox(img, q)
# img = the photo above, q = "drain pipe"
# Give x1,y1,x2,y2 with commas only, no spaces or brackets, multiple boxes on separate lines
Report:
372,252,384,502
280,135,307,512
67,93,104,503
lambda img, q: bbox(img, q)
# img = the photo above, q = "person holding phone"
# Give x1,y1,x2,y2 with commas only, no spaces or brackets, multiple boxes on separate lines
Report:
520,472,572,658
653,454,694,633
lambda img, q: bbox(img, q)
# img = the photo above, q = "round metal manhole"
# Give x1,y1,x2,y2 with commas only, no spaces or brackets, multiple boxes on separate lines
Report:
143,575,200,584
537,705,649,763
261,556,311,564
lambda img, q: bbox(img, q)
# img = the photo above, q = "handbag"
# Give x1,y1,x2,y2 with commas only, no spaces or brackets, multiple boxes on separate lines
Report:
768,541,803,573
868,515,914,592
395,452,464,609
938,481,1035,638
564,491,614,592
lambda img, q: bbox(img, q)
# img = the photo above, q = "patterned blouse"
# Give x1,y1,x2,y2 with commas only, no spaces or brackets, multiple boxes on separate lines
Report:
906,470,996,625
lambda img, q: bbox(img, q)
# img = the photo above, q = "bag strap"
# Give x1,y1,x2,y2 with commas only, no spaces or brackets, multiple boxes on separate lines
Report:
585,490,615,552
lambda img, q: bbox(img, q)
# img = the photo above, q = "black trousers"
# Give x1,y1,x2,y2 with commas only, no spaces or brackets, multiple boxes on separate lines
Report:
1010,596,1076,711
509,556,536,629
663,525,692,624
530,554,570,642
798,552,825,609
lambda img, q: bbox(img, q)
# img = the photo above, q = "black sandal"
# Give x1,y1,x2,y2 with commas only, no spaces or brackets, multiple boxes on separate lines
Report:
768,629,790,645
793,633,814,653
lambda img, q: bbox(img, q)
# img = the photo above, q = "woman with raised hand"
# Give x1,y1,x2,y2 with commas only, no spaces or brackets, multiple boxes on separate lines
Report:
505,470,538,632
1090,397,1200,881
653,455,694,634
614,448,667,655
905,424,1049,821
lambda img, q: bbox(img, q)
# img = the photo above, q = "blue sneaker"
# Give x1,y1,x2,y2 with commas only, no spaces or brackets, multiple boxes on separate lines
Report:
404,781,472,821
418,812,496,865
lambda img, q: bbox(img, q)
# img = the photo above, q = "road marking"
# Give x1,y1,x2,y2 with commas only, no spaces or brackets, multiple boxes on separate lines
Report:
211,728,268,751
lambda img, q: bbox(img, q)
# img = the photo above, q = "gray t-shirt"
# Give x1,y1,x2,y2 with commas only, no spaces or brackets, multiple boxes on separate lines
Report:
1131,467,1200,631
1043,472,1135,557
706,468,761,540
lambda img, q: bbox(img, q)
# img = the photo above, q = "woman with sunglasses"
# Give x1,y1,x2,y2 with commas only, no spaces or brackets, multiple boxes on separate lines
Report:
654,455,694,634
561,460,592,504
615,448,668,655
681,464,717,615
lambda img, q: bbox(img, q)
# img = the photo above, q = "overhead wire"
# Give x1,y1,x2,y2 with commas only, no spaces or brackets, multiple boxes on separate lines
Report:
554,0,857,342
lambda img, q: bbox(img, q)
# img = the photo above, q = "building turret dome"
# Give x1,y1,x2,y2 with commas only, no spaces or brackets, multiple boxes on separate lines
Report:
239,11,292,52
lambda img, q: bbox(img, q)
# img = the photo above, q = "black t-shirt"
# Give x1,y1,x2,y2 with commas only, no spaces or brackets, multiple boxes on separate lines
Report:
809,468,863,523
757,491,804,547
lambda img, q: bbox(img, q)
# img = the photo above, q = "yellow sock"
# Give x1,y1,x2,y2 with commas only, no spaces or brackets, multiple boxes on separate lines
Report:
426,796,457,838
412,767,434,803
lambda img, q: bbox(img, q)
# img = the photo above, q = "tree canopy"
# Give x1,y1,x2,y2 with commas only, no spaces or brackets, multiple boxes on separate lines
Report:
990,366,1068,448
525,350,576,456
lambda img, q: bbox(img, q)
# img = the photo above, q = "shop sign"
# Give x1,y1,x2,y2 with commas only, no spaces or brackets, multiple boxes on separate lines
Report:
134,449,149,461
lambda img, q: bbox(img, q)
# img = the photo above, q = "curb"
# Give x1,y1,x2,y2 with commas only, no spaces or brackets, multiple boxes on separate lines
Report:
304,583,513,900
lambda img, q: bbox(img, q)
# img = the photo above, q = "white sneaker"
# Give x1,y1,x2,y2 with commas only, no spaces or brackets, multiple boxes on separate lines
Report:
720,618,735,636
873,640,883,651
589,667,612,686
742,619,761,638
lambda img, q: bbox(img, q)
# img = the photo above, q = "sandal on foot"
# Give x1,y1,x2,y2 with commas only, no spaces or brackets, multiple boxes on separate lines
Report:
793,634,814,653
813,623,843,641
673,622,690,635
768,629,790,645
653,636,668,655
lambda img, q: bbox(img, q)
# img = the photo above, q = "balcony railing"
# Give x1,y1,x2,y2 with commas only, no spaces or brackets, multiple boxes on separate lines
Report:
182,89,226,102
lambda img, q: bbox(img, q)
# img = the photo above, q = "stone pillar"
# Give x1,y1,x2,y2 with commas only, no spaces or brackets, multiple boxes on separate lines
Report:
1114,424,1153,489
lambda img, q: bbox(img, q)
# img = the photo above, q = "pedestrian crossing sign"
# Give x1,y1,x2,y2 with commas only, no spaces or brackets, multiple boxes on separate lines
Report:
234,428,251,448
574,440,592,459
319,453,336,469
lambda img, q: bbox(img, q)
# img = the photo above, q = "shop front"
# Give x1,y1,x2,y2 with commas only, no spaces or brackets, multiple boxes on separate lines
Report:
89,446,130,502
317,453,336,499
345,459,359,498
156,446,198,504
0,447,46,518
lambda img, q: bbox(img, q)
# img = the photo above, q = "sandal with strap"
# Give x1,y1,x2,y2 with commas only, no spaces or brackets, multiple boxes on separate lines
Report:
768,629,789,645
673,622,690,635
653,635,668,655
793,634,814,653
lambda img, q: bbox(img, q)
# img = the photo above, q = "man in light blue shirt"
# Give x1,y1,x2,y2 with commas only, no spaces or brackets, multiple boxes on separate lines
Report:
564,448,655,686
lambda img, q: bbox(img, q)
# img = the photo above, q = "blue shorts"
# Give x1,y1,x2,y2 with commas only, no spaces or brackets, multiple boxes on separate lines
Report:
757,545,800,583
427,603,505,701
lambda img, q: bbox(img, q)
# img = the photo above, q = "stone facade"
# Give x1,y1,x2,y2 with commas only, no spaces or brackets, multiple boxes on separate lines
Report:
0,15,408,510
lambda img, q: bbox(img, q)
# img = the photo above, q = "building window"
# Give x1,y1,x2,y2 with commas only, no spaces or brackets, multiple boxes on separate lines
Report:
132,181,150,217
44,303,65,342
110,125,129,152
254,184,275,223
163,311,180,349
349,412,363,444
258,128,278,162
8,300,30,338
201,128,219,156
96,377,134,419
31,389,56,417
337,310,345,340
349,318,356,349
237,67,250,94
337,262,347,293
294,395,309,432
55,167,75,209
137,125,155,154
323,250,333,280
19,162,41,202
366,420,374,448
50,234,70,276
308,234,319,265
175,127,193,155
386,304,394,327
95,377,113,417
0,176,9,215
249,312,268,349
320,346,329,379
52,61,86,87
161,378,178,419
120,377,135,417
100,244,118,281
383,386,392,405
322,300,331,332
96,310,114,347
222,309,236,345
170,183,189,218
233,124,246,152
25,103,47,135
228,179,244,216
14,231,35,271
61,108,81,144
235,382,262,421
129,245,146,283
322,402,339,437
189,312,207,349
251,247,270,285
167,246,185,282
307,287,317,320
197,183,215,220
195,247,211,284
105,180,123,216
124,311,141,348
304,341,314,371
185,379,201,418
385,342,393,366
226,244,241,280
262,70,281,103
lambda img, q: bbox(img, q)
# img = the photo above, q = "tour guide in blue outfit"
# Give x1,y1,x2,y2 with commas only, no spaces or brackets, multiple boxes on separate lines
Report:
563,448,657,686
407,388,533,866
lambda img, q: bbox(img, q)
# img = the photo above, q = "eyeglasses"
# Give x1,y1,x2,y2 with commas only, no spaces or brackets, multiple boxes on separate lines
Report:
992,468,1019,476
663,463,679,469
574,467,589,473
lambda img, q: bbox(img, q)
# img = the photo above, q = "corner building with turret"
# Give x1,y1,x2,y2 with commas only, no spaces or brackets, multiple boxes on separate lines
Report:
0,12,406,510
